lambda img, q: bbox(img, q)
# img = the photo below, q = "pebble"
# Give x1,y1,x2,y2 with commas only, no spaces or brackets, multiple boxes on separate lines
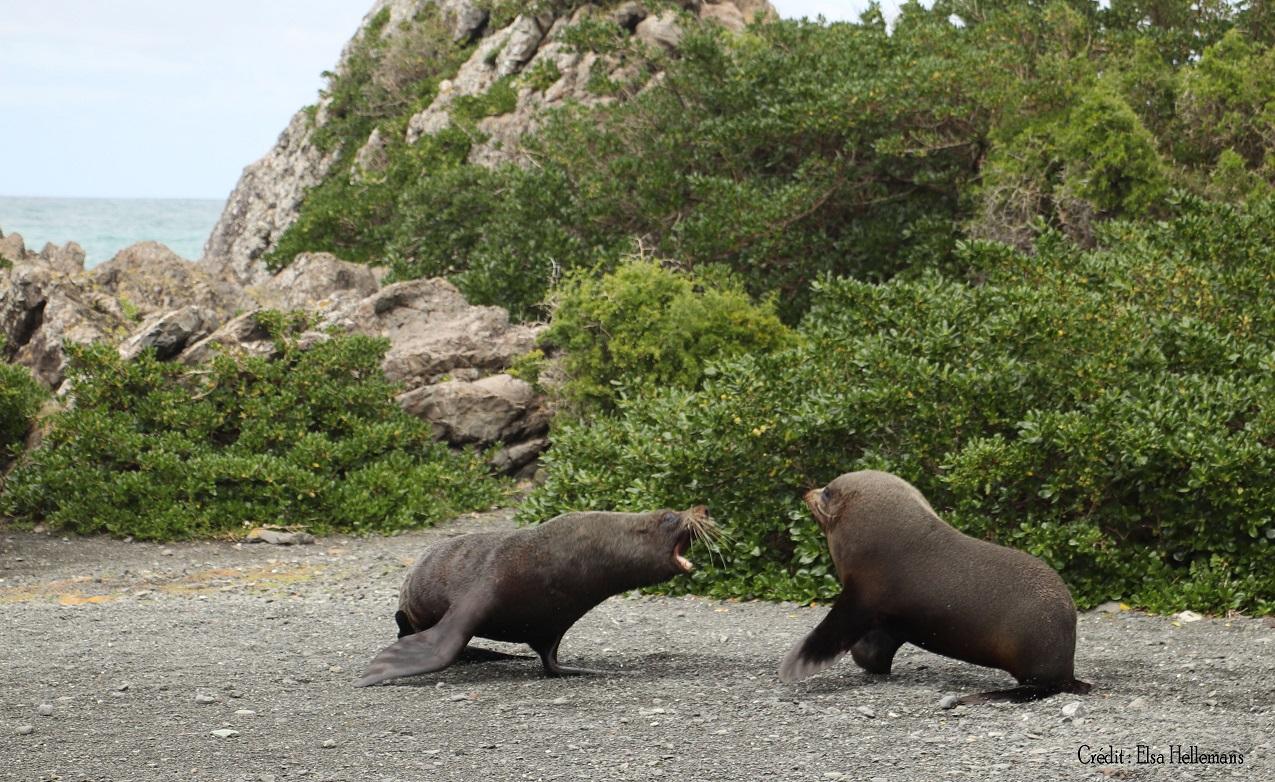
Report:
449,693,469,702
322,739,337,749
1061,701,1086,719
1174,610,1204,623
115,683,130,692
210,729,239,738
15,725,34,736
1126,696,1148,710
855,705,875,718
36,703,54,716
195,692,218,704
938,695,960,710
234,709,256,717
552,697,569,706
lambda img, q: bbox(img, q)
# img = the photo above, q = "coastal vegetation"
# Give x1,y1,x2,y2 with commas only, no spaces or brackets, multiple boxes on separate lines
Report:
1,1,1272,613
1,314,504,540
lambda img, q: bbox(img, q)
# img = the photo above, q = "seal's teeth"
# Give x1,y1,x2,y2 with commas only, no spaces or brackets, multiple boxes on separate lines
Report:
675,553,694,573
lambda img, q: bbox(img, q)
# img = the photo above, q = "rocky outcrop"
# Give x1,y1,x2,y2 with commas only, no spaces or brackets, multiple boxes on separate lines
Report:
205,0,775,285
90,241,248,318
118,306,220,361
335,278,539,388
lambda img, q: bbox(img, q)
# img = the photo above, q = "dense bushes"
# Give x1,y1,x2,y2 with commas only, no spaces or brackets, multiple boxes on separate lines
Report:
523,196,1275,614
0,354,47,463
540,260,795,412
2,318,505,540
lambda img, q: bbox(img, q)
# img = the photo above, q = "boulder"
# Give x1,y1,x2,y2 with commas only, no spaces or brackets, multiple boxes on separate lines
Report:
119,306,220,361
636,11,684,50
489,436,550,476
497,14,553,77
253,252,380,313
444,0,488,42
38,242,86,275
0,261,125,389
0,231,26,264
699,2,747,31
341,278,540,389
91,242,247,318
178,312,280,365
397,373,549,445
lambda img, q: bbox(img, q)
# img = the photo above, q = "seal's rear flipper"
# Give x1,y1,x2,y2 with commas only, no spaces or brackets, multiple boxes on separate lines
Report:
957,679,1093,705
354,612,474,687
778,594,869,684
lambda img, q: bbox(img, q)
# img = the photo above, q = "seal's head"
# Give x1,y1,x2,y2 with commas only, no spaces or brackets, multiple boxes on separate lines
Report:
655,505,716,573
803,478,859,532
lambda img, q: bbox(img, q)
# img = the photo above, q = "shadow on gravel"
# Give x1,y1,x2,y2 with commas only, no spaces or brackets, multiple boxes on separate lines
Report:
371,649,743,687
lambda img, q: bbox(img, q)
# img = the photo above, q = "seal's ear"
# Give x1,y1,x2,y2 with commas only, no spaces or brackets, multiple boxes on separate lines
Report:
659,511,679,526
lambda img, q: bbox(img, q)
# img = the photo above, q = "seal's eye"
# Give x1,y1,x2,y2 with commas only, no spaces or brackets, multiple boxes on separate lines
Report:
821,487,832,501
659,511,679,527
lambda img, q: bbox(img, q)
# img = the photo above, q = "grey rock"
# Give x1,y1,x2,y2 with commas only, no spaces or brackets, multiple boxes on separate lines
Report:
210,729,239,738
497,15,551,77
195,692,218,704
1126,696,1148,710
39,241,87,275
322,738,338,748
119,306,220,361
91,241,248,318
253,251,379,313
398,374,549,446
446,0,488,42
636,11,683,50
344,278,540,390
855,705,875,718
699,1,747,31
36,703,53,716
15,724,34,736
938,695,960,710
488,436,549,475
177,312,278,365
352,127,391,177
1092,600,1125,614
0,230,26,263
611,1,648,30
235,709,257,717
203,110,340,285
1061,701,1087,719
246,529,317,546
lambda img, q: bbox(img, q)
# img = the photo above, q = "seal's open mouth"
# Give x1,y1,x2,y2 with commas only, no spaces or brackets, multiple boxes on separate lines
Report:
673,533,694,573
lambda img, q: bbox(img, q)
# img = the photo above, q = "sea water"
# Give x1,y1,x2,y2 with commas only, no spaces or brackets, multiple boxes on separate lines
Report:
0,196,226,268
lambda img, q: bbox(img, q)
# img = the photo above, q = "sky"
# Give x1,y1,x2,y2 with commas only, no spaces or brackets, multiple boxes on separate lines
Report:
0,1,892,200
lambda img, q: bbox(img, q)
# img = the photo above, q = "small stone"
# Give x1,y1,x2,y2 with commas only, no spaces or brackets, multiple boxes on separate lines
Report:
1174,610,1204,623
1061,701,1087,719
1092,601,1125,613
234,709,256,717
195,692,218,704
855,705,875,718
115,683,130,692
15,725,34,735
322,739,337,749
552,697,569,705
36,703,53,716
449,693,469,702
938,695,960,710
210,729,239,738
1126,696,1148,710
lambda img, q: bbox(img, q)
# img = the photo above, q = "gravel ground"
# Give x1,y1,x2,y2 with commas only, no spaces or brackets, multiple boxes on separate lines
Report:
2,511,1271,782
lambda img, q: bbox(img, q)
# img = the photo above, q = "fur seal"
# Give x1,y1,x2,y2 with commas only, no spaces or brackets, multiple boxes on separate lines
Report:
355,506,716,687
779,470,1090,704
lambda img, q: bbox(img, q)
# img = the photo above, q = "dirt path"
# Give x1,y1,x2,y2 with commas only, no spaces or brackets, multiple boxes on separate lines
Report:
2,512,1271,781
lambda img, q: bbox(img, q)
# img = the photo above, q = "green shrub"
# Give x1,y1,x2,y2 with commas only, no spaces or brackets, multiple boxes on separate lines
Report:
541,260,796,413
2,317,507,540
523,196,1275,614
0,358,47,462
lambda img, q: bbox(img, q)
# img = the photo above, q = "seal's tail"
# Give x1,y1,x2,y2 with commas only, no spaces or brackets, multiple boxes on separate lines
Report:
957,678,1092,705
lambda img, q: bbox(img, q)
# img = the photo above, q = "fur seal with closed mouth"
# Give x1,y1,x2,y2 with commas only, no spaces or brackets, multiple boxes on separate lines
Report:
355,506,716,687
779,470,1090,704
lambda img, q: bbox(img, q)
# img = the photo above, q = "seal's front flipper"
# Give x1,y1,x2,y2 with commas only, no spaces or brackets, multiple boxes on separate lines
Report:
850,626,904,675
957,678,1093,705
534,637,627,677
778,594,870,684
355,611,473,687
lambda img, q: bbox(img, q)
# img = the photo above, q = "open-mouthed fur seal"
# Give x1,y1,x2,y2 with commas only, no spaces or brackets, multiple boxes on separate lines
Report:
779,470,1091,704
355,506,715,687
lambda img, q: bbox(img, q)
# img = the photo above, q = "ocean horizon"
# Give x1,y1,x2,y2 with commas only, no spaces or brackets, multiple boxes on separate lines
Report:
0,195,226,268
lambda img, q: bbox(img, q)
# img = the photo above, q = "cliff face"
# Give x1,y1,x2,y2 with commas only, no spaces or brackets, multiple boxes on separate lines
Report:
201,0,774,285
